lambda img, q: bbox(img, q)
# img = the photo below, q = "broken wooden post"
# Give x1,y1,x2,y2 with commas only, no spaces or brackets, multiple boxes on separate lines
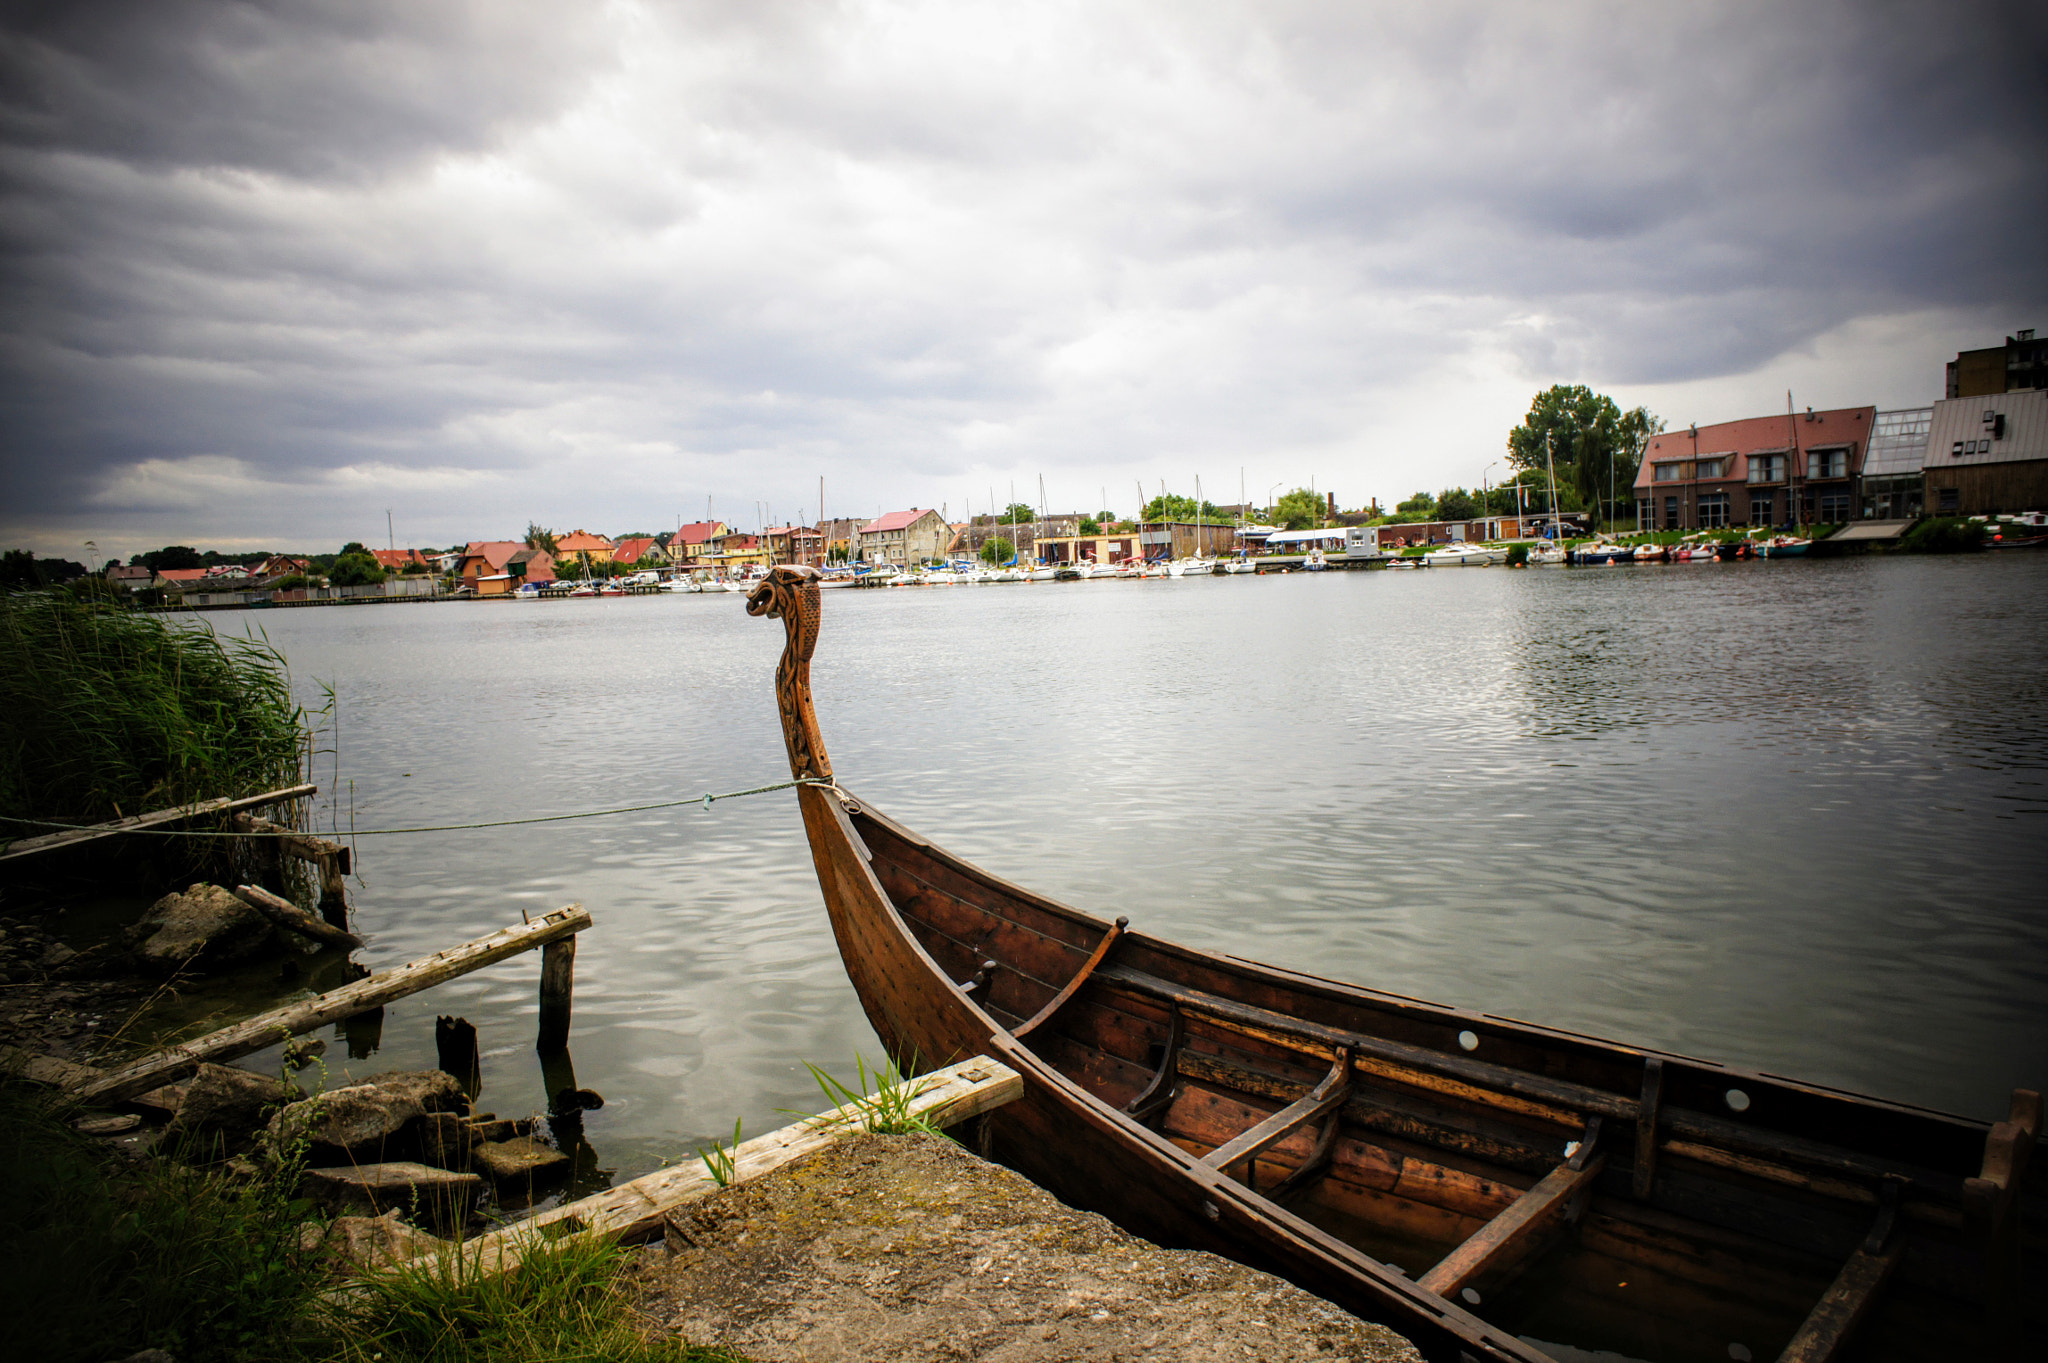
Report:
436,1016,481,1095
537,935,576,1053
233,884,363,950
79,904,592,1105
316,848,350,929
231,813,352,928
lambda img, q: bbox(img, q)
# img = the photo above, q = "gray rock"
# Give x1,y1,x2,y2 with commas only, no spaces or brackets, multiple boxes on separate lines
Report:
167,1064,305,1152
300,1162,481,1231
269,1069,466,1161
303,1209,445,1269
418,1111,476,1170
127,884,274,973
471,1135,570,1184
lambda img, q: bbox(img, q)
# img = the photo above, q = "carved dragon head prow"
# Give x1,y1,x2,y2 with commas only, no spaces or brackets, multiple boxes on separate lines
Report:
746,566,833,782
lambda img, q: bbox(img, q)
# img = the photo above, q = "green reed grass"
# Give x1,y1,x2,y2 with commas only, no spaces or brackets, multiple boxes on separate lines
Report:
321,1237,746,1363
0,592,307,876
792,1054,943,1137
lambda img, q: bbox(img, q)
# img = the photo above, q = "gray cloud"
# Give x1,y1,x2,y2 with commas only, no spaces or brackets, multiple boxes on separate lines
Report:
2,0,2043,554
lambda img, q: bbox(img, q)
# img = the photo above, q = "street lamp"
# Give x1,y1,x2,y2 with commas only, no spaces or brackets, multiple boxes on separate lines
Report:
1481,464,1497,538
1266,483,1281,521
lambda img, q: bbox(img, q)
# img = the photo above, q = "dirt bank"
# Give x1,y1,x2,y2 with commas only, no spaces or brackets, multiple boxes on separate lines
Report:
627,1130,1419,1363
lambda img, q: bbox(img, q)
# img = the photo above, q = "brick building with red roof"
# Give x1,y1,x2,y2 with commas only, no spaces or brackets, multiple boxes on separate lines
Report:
1633,405,1876,531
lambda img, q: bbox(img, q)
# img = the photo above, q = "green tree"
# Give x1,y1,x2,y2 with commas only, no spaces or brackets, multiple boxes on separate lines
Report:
1000,503,1037,525
327,553,386,587
140,545,204,571
524,523,559,554
1436,487,1478,521
1142,494,1228,523
1271,488,1324,530
1078,517,1102,535
1389,491,1436,523
979,537,1015,565
1507,385,1663,524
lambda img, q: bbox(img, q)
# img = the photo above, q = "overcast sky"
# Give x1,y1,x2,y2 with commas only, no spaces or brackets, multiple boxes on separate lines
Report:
3,0,2043,559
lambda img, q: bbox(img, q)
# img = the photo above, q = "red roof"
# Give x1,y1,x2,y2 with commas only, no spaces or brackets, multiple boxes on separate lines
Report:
1635,406,1875,490
611,537,660,563
861,509,935,533
667,521,725,546
460,541,523,572
370,548,428,569
157,568,208,582
555,530,613,553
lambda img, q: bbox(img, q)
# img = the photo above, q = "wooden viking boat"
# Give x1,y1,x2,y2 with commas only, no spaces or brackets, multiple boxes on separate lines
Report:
744,566,2041,1363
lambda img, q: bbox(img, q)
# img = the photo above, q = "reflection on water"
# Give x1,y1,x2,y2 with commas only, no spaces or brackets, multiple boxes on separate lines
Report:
188,556,2047,1193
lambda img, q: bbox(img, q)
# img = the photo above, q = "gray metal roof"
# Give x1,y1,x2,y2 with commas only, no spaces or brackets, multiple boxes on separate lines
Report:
1926,391,2048,469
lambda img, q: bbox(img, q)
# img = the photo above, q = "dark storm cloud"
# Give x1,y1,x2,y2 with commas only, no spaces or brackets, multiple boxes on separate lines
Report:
1,0,2043,553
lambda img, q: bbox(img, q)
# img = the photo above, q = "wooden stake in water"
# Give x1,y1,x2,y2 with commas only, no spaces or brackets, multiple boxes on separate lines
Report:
537,934,577,1052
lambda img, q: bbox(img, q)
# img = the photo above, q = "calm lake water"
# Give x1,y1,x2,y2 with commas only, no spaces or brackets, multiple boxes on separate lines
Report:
190,556,2047,1193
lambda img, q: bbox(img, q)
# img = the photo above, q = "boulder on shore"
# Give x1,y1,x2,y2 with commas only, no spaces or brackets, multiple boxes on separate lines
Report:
301,1208,445,1269
269,1069,467,1163
166,1063,305,1152
127,884,275,973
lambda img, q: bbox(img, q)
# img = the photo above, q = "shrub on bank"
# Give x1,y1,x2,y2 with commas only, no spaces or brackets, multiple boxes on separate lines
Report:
1898,517,1986,553
0,593,306,865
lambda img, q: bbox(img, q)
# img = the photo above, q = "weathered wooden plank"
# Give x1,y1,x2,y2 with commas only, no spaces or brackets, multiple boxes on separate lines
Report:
436,1056,1024,1275
1013,916,1126,1039
1635,1056,1665,1199
0,784,319,862
0,1044,104,1089
230,813,349,870
79,905,591,1105
1418,1154,1607,1297
233,883,363,950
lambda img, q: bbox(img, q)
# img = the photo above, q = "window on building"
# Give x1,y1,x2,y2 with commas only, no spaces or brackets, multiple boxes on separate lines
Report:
1749,493,1775,525
1937,487,1959,513
1817,492,1850,523
1653,462,1686,482
1952,441,1965,457
1748,454,1785,483
1637,498,1653,530
1695,458,1724,479
1664,495,1680,530
1698,492,1731,528
1808,449,1848,479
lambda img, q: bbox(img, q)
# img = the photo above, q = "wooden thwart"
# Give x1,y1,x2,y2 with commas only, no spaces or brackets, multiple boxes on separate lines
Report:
1204,1048,1352,1179
432,1056,1024,1276
1418,1152,1607,1297
1775,1186,1904,1363
79,905,592,1106
0,784,318,863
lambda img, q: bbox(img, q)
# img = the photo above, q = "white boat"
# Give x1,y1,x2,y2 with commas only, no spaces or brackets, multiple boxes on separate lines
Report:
1172,557,1215,577
1525,542,1566,566
1304,547,1329,571
1422,542,1501,567
1028,565,1058,582
1222,558,1255,574
1142,560,1169,578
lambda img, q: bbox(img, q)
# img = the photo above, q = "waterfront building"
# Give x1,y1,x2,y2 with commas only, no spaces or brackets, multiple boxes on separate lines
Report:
663,522,727,565
1860,408,1933,521
1034,531,1143,566
1632,406,1876,531
1946,327,2045,397
1135,521,1237,561
554,529,615,564
1371,515,1540,547
763,525,824,565
370,548,431,572
1922,389,2048,516
457,541,554,593
610,537,663,568
857,509,950,566
708,533,770,568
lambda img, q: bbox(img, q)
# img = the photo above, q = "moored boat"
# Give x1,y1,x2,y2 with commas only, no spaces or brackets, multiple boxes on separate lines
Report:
1422,542,1502,567
743,564,2043,1363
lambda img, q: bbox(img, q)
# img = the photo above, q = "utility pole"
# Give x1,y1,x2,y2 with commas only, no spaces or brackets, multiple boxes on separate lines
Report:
387,510,394,552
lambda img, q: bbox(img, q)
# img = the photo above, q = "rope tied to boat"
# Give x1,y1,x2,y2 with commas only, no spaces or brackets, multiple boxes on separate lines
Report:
0,777,848,845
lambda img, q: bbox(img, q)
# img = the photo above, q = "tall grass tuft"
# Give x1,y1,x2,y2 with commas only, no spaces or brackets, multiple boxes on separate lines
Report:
794,1054,943,1137
321,1237,747,1363
0,592,307,876
0,1081,326,1363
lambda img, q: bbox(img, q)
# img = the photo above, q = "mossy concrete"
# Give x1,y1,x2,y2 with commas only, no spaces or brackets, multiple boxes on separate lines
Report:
627,1131,1419,1363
